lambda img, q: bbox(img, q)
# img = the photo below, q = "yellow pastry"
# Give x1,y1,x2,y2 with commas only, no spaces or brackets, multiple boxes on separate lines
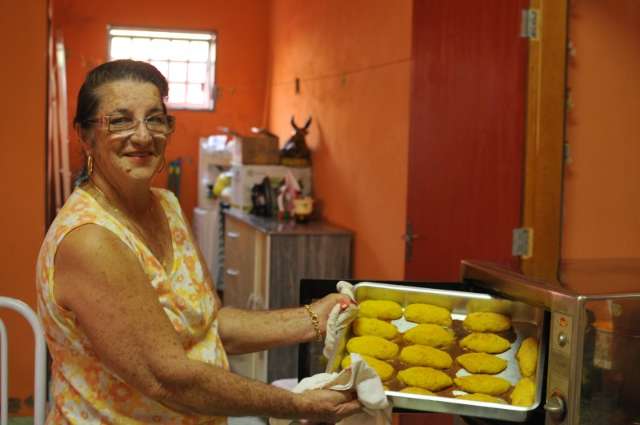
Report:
346,335,399,360
459,333,511,354
403,324,455,348
453,375,511,396
517,337,538,377
456,353,507,374
341,354,395,381
463,312,512,332
400,345,453,369
404,303,452,326
358,300,403,320
510,377,536,406
456,393,507,404
397,367,453,391
353,317,398,339
400,387,434,395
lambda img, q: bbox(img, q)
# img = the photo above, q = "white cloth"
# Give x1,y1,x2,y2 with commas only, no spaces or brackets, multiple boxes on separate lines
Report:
323,281,358,368
269,354,392,425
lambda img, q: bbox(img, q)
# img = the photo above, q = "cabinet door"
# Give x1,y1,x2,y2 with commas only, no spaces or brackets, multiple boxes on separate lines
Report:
267,234,352,383
224,216,268,382
224,217,256,309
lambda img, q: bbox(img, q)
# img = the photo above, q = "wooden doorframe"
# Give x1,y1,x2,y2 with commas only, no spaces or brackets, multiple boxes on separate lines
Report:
521,0,568,284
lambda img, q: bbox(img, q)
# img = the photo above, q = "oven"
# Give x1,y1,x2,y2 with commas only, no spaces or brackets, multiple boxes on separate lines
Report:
297,260,640,424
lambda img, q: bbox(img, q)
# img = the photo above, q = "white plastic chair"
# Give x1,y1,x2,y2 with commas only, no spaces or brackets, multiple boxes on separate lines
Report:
0,297,47,425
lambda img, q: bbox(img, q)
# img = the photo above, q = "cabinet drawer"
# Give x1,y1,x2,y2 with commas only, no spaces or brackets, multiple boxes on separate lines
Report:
224,216,259,309
224,218,255,271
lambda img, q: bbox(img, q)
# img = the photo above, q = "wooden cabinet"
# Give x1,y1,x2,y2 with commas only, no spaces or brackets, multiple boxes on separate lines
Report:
223,210,352,383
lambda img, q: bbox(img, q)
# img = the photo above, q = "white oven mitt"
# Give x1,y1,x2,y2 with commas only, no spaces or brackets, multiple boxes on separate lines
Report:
269,354,392,425
323,281,358,370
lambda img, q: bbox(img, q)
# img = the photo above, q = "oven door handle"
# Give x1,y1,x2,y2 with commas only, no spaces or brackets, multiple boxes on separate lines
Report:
544,394,566,422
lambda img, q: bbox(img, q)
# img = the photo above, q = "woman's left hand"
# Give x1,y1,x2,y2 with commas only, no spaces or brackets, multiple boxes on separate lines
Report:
310,293,355,334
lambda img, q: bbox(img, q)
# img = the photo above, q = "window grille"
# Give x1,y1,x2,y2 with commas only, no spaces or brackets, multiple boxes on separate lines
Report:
108,27,217,110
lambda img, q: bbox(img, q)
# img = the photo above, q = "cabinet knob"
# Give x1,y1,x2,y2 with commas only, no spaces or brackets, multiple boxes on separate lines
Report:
226,268,239,277
246,293,265,310
226,231,240,239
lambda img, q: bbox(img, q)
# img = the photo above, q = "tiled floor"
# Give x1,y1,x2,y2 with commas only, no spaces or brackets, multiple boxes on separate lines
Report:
9,416,268,425
228,417,267,425
8,417,33,425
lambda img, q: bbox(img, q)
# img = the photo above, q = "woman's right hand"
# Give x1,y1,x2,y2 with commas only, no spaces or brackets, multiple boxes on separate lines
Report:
298,389,362,423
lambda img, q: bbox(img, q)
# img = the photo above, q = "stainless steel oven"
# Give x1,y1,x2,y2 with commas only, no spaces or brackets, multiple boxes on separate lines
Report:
298,260,640,424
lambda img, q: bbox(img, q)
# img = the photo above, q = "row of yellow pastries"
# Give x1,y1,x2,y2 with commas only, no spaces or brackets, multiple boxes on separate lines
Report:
344,300,539,406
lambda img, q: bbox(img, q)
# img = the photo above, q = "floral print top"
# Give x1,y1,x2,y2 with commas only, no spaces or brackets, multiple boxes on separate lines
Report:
36,187,229,424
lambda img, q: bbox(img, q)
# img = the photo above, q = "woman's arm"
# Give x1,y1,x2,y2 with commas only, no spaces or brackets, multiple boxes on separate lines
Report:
217,294,348,354
53,224,359,421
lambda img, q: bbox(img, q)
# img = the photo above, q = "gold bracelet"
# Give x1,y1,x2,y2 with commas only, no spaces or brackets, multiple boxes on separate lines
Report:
304,304,323,343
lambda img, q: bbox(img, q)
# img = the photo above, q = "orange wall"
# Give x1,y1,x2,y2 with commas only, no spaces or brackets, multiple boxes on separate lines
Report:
268,0,412,279
562,0,640,259
57,0,412,279
0,0,47,412
54,0,270,219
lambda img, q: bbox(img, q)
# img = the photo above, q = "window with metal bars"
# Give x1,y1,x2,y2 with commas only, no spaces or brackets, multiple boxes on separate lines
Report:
108,27,217,110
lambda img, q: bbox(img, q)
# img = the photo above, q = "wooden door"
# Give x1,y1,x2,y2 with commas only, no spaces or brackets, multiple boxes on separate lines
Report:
405,0,529,283
402,2,529,421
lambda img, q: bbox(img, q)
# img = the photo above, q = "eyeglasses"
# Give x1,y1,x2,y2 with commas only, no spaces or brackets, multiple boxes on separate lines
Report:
85,113,176,135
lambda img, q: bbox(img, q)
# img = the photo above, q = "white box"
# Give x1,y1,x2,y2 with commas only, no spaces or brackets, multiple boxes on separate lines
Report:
230,165,312,212
230,134,280,166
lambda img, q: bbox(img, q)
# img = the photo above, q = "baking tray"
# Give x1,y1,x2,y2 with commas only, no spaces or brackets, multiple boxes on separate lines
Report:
329,282,547,422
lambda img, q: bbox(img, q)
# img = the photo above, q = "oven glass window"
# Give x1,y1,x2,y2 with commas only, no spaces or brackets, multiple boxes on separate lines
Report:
581,298,640,424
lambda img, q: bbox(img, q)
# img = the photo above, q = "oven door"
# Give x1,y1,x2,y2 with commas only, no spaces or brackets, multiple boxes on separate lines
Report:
298,278,548,424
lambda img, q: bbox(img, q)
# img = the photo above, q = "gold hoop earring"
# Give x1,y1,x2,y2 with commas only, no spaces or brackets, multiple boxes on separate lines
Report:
156,157,166,173
87,155,94,176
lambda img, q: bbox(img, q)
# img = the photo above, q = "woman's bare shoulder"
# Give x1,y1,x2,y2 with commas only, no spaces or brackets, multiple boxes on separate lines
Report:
54,223,146,309
56,223,136,264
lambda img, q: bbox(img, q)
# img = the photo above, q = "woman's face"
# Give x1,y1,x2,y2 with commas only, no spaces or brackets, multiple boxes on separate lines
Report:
85,79,169,186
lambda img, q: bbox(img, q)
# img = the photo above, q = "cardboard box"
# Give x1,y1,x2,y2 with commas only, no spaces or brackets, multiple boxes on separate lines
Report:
231,134,280,165
230,165,312,212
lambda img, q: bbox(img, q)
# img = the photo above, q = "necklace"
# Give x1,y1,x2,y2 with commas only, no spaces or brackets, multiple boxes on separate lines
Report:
87,181,173,271
89,182,154,231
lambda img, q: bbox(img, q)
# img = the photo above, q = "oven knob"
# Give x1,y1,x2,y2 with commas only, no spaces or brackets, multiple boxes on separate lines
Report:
544,395,566,422
558,332,568,347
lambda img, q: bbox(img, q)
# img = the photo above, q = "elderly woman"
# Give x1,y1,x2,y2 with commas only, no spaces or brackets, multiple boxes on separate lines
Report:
36,60,359,424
